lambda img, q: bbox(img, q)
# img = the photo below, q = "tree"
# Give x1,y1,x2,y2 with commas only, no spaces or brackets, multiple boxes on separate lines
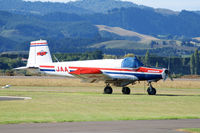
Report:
194,49,200,75
93,50,103,59
190,53,195,75
155,61,159,68
144,50,150,66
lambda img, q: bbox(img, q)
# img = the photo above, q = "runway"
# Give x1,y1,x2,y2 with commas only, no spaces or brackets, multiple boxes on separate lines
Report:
0,96,32,101
0,119,199,133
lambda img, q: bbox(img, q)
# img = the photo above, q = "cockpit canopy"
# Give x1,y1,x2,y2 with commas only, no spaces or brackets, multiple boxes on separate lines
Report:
121,57,143,68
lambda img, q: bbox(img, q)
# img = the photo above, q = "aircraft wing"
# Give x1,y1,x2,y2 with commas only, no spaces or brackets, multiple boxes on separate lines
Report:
69,68,111,83
69,67,138,86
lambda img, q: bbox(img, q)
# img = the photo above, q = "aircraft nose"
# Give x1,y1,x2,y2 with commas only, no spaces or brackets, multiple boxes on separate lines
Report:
164,69,169,75
162,69,173,81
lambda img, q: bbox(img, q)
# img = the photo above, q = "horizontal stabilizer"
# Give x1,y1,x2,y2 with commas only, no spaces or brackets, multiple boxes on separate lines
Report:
14,66,39,70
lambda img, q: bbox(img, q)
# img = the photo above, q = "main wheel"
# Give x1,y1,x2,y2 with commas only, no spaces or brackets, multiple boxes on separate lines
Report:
147,87,156,95
122,87,131,95
104,86,113,94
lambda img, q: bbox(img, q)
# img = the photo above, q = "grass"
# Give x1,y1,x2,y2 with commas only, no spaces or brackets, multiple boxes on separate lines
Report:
0,77,200,124
178,128,200,133
1,76,200,89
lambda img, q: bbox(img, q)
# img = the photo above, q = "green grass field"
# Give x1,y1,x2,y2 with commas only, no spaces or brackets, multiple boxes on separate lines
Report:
179,128,200,133
0,80,200,124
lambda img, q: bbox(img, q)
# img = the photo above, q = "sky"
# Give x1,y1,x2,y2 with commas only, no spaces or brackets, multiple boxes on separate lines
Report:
24,0,200,11
122,0,200,11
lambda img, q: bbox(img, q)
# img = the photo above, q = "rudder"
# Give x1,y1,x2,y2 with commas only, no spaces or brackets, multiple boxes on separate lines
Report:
27,40,52,68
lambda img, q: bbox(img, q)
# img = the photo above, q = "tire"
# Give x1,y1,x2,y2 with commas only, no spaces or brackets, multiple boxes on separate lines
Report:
104,86,113,94
147,87,156,95
122,87,131,95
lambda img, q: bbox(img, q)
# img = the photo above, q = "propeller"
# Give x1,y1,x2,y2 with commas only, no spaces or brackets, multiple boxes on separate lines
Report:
163,56,173,81
163,69,173,81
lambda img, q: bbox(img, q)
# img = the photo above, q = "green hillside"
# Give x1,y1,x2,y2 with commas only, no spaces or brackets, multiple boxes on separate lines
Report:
0,0,91,15
68,0,144,13
0,1,200,56
0,36,18,51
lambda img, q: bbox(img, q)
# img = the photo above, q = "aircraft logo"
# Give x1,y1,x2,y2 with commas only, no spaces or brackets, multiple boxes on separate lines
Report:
37,50,48,56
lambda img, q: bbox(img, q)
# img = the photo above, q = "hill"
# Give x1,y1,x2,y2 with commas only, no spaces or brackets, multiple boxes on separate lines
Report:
0,36,18,51
0,0,91,15
0,0,148,15
68,0,148,13
96,25,159,43
0,10,200,56
1,0,200,37
193,37,200,41
0,0,176,15
0,11,100,42
87,8,200,37
0,1,200,56
90,40,150,49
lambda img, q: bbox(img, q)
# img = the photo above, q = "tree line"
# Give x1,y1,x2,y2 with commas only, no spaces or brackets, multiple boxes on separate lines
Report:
142,49,200,75
190,49,200,75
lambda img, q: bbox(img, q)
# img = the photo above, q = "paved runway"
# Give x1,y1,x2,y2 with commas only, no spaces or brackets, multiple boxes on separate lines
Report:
0,119,200,133
0,96,32,101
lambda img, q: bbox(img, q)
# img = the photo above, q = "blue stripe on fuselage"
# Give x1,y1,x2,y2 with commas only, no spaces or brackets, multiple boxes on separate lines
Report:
30,45,48,47
40,69,55,72
104,72,162,80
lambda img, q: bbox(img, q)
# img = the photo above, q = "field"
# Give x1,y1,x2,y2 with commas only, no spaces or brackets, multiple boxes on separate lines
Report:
179,128,200,133
0,76,200,124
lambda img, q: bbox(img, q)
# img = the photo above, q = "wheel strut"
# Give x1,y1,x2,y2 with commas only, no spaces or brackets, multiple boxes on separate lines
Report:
147,82,157,95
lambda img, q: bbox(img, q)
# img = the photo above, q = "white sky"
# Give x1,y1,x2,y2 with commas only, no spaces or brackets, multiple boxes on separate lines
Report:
24,0,76,3
122,0,200,11
24,0,200,11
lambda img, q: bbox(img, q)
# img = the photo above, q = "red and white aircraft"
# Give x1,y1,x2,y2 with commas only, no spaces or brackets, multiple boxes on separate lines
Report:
17,40,172,95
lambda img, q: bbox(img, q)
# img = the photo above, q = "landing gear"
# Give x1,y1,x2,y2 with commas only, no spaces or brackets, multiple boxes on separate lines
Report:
122,87,131,95
147,83,156,95
104,84,113,94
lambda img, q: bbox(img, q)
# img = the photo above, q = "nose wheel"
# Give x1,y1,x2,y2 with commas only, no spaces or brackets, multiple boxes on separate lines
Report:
147,83,156,95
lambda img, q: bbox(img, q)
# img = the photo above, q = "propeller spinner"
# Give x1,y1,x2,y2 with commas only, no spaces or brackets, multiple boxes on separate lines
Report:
163,69,173,81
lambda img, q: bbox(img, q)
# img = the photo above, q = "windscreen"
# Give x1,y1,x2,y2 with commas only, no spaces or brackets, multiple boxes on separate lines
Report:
121,57,143,68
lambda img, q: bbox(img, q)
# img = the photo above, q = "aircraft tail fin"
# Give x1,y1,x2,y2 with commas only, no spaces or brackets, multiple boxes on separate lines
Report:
27,40,52,68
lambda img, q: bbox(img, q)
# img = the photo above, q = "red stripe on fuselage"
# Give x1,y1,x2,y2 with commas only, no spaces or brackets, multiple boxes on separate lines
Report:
31,43,48,45
136,67,163,73
40,65,55,68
